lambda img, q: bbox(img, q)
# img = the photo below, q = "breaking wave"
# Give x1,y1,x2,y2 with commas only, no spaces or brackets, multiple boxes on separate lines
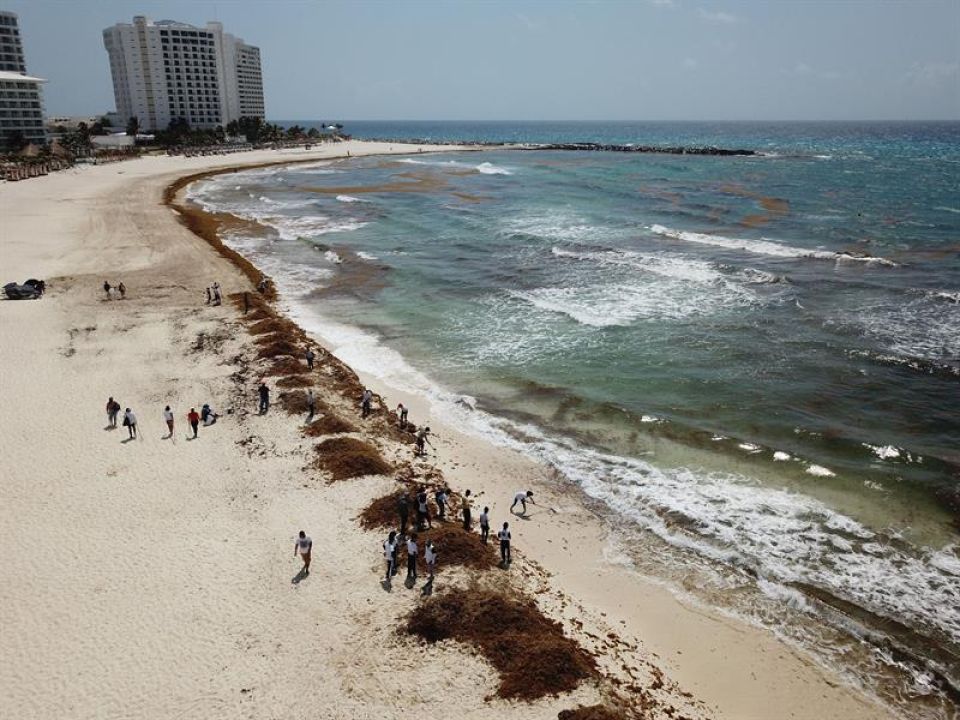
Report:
650,224,897,266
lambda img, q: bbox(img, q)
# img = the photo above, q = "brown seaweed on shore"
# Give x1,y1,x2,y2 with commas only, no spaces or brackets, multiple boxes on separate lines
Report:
406,586,597,700
314,437,393,481
247,317,301,336
164,196,278,300
416,524,497,570
276,374,313,388
257,338,303,360
304,414,358,436
557,706,631,720
264,357,306,376
359,488,409,530
277,389,311,415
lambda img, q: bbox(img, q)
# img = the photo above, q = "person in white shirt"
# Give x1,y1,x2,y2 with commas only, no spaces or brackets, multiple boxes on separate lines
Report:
510,490,535,515
406,534,419,582
383,531,398,582
424,540,437,579
479,507,490,544
294,530,312,574
498,522,511,565
163,406,175,438
123,408,138,440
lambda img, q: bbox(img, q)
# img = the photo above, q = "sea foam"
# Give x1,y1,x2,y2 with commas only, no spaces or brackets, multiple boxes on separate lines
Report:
650,224,897,266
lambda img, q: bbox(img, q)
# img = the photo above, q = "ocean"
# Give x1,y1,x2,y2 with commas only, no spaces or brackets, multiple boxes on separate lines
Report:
187,121,960,717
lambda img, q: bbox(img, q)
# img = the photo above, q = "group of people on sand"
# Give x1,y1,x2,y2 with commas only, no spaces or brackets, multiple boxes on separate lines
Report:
355,392,433,458
102,280,126,300
205,282,222,306
382,531,439,584
367,487,538,585
105,396,219,441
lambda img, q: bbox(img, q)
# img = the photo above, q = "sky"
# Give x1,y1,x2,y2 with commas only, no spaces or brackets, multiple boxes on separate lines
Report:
4,0,959,121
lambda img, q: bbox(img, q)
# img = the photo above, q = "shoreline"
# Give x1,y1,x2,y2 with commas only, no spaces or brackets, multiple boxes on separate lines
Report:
167,146,905,717
0,140,899,719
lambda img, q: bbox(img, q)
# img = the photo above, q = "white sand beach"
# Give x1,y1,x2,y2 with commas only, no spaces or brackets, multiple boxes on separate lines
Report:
0,141,895,719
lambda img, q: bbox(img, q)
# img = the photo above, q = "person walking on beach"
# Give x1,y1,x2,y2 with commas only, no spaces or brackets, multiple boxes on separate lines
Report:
361,388,373,418
462,489,473,531
383,530,398,582
415,426,432,456
212,282,221,306
424,539,437,580
396,403,409,429
397,493,409,536
205,287,212,305
498,522,512,565
258,382,270,415
511,490,535,515
122,408,138,440
163,405,175,438
406,533,419,582
105,396,121,428
306,389,316,420
295,530,312,574
103,280,112,299
243,292,250,315
479,507,490,544
118,282,126,300
187,408,200,438
305,348,316,371
435,487,449,521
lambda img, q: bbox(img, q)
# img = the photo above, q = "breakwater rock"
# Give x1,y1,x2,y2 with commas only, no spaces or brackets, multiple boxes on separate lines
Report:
523,142,756,156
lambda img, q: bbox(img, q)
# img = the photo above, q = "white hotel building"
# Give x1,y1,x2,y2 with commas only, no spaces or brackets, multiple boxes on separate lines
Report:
0,10,47,149
102,16,264,132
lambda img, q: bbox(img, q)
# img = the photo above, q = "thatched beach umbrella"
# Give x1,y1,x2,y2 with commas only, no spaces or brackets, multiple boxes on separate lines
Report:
49,139,71,158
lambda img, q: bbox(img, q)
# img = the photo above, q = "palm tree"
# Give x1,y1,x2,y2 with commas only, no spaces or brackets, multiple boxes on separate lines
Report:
4,129,28,153
126,116,140,137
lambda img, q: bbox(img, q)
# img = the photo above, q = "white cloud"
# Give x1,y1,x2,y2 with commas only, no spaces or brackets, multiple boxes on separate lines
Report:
782,62,844,81
515,13,538,31
698,8,738,24
683,57,698,69
904,61,959,88
648,0,676,6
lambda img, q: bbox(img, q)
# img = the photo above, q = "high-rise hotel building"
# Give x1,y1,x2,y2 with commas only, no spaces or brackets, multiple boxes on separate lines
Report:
0,11,47,149
102,16,264,132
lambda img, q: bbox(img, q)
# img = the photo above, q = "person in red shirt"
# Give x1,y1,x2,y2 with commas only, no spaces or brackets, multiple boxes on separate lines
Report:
187,408,200,439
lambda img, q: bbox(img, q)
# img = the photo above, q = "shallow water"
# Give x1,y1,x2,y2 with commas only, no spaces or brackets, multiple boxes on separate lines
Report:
189,121,960,717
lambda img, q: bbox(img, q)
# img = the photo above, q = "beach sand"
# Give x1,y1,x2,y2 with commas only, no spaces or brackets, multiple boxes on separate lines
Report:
0,141,895,719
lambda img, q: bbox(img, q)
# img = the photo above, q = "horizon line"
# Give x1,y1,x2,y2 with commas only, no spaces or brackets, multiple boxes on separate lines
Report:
267,118,960,124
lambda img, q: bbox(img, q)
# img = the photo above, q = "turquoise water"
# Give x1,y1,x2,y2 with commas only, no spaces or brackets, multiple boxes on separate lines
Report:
190,122,960,714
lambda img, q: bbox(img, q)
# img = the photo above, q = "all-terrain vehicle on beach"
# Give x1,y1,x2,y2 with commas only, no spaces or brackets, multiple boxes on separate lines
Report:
3,278,44,299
